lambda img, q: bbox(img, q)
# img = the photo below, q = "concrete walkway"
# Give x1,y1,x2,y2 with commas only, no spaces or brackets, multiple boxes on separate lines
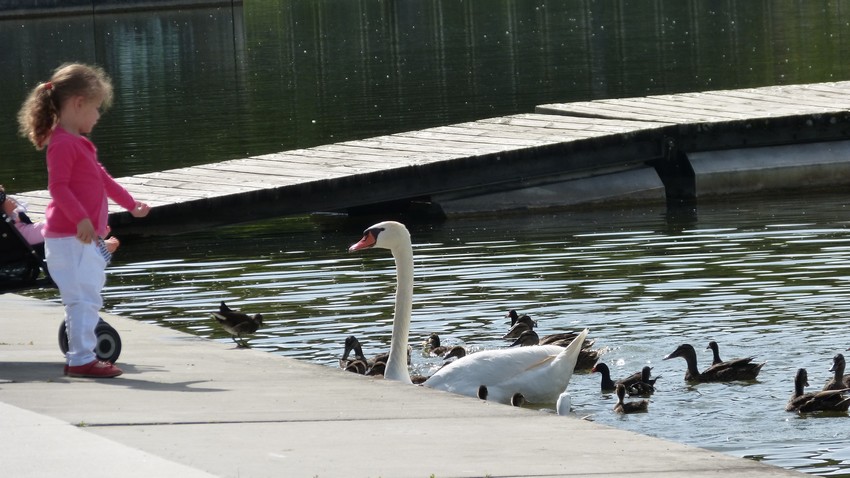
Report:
0,294,805,478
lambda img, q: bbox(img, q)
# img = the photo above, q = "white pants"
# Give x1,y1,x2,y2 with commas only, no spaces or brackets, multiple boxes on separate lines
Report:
45,237,107,366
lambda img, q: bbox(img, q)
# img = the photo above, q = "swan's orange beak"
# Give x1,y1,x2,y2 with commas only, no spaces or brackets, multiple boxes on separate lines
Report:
349,233,376,251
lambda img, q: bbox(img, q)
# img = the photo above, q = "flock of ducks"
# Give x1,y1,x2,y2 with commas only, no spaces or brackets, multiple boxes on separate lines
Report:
209,221,850,416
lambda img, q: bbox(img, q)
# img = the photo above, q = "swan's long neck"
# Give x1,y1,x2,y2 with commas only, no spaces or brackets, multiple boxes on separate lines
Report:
384,242,413,384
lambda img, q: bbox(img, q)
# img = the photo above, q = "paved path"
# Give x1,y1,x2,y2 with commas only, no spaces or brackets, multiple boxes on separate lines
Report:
0,294,805,478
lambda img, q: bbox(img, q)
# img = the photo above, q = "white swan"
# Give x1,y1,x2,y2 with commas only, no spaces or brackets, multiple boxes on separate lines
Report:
349,221,589,405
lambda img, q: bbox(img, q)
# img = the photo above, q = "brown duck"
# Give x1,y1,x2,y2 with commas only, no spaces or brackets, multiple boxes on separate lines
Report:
211,301,263,348
663,343,764,382
591,363,658,395
509,329,600,370
613,383,649,414
787,368,850,413
823,353,850,391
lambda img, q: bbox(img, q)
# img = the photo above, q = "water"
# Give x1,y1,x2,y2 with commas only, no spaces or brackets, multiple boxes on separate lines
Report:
20,193,850,476
5,1,850,475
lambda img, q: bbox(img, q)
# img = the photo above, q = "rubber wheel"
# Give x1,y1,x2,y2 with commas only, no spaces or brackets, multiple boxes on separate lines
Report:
58,318,122,364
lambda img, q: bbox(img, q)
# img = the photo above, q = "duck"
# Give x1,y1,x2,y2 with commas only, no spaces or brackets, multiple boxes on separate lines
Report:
442,345,467,362
343,359,368,374
506,309,536,328
503,319,595,349
339,335,383,371
591,363,656,395
663,343,764,382
706,340,724,365
707,340,755,368
211,301,263,348
349,221,589,405
613,383,649,414
509,328,600,370
509,329,540,347
823,353,850,391
627,366,659,396
424,333,450,357
786,368,850,413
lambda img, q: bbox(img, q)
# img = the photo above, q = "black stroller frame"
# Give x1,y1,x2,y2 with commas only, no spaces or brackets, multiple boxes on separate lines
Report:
1,210,122,363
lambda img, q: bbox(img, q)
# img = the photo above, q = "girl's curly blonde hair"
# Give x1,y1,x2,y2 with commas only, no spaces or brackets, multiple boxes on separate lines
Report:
17,63,113,150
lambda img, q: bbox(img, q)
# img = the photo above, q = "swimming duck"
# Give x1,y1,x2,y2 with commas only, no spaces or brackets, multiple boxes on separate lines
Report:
706,341,724,365
591,363,656,395
424,333,450,357
510,329,599,370
442,345,467,362
787,368,850,413
506,310,537,328
663,343,764,382
350,221,588,404
502,318,537,339
343,359,368,374
823,353,850,391
509,329,541,347
339,335,377,370
503,319,594,348
613,383,649,414
627,366,659,396
211,301,263,348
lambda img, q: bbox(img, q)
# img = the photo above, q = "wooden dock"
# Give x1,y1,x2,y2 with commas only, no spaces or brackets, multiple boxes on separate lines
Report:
14,81,850,235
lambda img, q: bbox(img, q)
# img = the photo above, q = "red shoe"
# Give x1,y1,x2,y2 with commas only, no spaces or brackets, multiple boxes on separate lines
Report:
66,360,123,378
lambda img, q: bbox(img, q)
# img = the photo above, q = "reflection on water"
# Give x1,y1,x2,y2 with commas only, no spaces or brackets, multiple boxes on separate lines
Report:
4,2,850,192
25,193,850,476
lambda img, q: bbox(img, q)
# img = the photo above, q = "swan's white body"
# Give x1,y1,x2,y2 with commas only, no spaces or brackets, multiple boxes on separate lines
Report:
350,221,588,405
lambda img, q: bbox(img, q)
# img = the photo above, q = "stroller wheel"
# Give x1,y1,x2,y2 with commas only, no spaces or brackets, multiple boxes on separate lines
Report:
58,318,122,364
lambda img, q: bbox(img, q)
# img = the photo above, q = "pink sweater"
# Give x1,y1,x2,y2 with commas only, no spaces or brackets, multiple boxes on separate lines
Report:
44,126,136,238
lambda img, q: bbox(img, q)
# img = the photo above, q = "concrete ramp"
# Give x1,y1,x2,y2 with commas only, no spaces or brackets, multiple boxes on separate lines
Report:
688,140,850,196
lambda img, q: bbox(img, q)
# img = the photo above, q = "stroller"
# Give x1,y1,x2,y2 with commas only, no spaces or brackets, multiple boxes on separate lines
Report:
0,209,122,363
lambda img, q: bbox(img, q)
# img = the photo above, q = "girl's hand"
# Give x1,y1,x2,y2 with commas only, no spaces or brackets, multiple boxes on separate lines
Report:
131,201,151,218
104,236,120,254
76,219,96,244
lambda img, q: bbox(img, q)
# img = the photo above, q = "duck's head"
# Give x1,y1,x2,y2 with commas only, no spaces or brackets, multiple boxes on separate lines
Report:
349,221,410,252
342,335,364,361
663,344,696,361
427,332,441,348
615,383,627,400
506,309,519,325
641,366,652,381
706,341,719,352
831,353,846,372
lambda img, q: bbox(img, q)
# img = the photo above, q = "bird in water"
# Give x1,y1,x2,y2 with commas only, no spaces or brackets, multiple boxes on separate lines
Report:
508,328,600,371
211,301,263,348
613,383,649,414
823,353,850,391
786,368,850,413
663,343,764,382
591,363,657,396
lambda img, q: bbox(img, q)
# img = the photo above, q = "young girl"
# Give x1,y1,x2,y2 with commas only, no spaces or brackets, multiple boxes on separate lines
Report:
17,63,150,378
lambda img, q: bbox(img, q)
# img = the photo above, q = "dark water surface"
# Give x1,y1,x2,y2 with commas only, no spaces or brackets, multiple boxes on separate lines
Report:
5,1,850,476
3,1,850,192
